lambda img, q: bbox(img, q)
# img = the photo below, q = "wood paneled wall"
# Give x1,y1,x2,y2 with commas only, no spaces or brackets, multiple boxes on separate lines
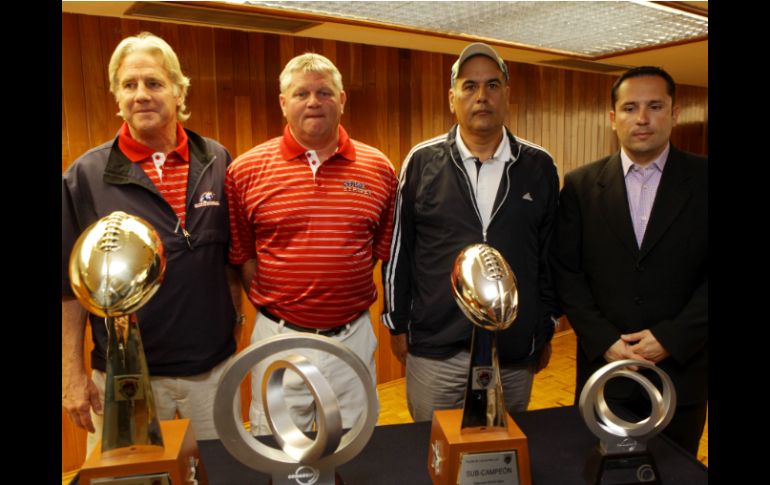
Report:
61,12,708,473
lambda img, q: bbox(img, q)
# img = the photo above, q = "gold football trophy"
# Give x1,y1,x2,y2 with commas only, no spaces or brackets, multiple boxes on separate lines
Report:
428,244,532,485
70,211,206,484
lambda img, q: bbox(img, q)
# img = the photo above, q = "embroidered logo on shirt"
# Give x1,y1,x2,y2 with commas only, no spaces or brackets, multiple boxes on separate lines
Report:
343,180,372,196
522,192,534,202
194,191,221,208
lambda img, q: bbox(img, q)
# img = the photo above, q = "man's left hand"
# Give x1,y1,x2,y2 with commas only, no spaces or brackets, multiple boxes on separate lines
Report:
621,329,670,363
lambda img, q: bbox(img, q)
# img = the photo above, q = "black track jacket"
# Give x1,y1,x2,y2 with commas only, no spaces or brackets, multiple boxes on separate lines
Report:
382,125,561,365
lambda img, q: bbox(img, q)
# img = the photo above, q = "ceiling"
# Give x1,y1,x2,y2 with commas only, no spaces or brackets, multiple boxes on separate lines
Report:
61,1,708,87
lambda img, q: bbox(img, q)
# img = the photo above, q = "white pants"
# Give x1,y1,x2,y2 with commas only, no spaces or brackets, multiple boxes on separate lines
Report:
87,357,232,457
249,310,379,436
406,350,534,422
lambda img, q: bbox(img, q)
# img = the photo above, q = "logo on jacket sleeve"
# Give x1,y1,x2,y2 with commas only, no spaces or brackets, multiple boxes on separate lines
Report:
194,191,221,208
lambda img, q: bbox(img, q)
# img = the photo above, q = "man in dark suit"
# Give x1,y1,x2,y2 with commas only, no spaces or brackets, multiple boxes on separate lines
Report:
551,66,707,455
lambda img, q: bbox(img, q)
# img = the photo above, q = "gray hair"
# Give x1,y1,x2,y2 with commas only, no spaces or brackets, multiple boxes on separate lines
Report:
108,32,191,122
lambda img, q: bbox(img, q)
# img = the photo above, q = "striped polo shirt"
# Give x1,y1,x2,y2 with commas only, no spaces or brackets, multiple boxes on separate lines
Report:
118,122,190,228
226,125,397,328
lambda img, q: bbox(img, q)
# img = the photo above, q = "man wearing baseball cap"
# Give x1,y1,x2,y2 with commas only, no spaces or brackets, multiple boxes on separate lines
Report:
382,43,561,421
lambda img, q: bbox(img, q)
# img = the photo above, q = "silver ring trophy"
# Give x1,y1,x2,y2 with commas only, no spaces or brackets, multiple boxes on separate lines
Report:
428,244,532,485
71,211,206,484
213,333,378,485
579,359,677,484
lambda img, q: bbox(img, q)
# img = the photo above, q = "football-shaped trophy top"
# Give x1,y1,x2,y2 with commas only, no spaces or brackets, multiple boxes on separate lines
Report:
69,211,166,317
451,243,518,332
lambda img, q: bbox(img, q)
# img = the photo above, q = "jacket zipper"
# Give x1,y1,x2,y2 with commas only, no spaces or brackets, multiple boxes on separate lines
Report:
176,154,216,251
127,153,217,251
449,137,518,242
175,219,193,250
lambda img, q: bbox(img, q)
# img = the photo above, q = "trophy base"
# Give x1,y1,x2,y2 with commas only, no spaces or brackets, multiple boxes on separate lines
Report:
584,446,660,484
428,409,531,485
78,419,207,485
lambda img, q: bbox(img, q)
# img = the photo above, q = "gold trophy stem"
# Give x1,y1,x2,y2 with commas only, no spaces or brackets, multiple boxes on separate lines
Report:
102,314,164,454
461,326,507,431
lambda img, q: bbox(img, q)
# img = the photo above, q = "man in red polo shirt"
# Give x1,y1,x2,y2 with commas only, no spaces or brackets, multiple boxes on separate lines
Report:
226,53,397,435
62,32,242,457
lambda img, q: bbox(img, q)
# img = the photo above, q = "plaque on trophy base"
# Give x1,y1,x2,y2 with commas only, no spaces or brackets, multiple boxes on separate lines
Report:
428,409,531,485
584,446,660,485
78,419,207,485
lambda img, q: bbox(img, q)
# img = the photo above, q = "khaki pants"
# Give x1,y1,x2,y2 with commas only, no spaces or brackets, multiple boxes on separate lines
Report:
86,357,232,457
405,350,534,422
248,311,379,436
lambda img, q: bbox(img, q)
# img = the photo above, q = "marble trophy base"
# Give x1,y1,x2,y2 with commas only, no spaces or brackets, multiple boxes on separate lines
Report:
428,409,531,485
78,419,207,485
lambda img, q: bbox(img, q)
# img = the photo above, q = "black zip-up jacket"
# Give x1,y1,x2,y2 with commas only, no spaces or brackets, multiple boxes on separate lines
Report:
382,125,561,364
62,128,237,376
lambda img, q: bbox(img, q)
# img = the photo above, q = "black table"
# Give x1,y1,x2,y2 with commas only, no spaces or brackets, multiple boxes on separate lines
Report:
198,406,707,484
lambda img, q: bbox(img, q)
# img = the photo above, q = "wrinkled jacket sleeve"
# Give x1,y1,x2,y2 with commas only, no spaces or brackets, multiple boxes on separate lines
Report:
536,156,562,344
62,162,97,297
380,152,417,336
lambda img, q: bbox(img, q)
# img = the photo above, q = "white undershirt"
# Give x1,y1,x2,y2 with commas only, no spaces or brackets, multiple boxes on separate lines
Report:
455,126,511,231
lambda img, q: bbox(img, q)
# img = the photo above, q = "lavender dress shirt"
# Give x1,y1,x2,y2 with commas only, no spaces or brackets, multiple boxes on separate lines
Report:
621,144,670,247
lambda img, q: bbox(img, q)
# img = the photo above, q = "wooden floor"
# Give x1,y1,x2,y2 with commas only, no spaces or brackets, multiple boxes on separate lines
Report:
62,330,706,484
376,330,708,467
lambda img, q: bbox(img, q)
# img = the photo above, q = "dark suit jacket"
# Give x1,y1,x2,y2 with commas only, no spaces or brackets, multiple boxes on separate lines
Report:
551,146,707,406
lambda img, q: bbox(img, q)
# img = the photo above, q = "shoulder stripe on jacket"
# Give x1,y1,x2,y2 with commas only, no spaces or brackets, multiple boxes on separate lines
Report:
382,132,447,330
514,136,557,169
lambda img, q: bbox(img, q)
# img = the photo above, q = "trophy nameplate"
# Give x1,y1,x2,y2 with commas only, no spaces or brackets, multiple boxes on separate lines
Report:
579,359,677,485
427,244,531,485
78,419,207,485
429,409,531,485
214,333,378,485
69,212,206,484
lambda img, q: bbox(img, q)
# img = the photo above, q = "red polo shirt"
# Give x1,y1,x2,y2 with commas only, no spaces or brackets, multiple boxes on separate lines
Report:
118,122,190,228
226,125,397,328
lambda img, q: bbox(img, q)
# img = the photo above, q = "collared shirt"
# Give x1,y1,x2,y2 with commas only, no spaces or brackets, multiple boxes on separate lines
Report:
455,126,511,231
118,122,191,227
226,124,398,328
621,144,669,247
281,125,357,179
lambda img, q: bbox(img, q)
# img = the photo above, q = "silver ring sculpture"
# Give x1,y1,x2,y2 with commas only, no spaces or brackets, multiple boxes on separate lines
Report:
214,334,378,485
579,359,676,454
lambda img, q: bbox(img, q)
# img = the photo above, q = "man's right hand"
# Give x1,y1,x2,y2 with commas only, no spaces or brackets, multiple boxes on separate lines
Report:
603,338,654,371
390,333,408,366
62,372,102,433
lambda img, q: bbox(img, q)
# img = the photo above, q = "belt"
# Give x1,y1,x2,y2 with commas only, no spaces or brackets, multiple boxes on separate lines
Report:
260,308,356,337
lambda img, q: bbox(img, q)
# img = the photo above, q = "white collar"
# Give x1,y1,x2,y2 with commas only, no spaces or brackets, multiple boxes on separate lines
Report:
455,126,511,163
